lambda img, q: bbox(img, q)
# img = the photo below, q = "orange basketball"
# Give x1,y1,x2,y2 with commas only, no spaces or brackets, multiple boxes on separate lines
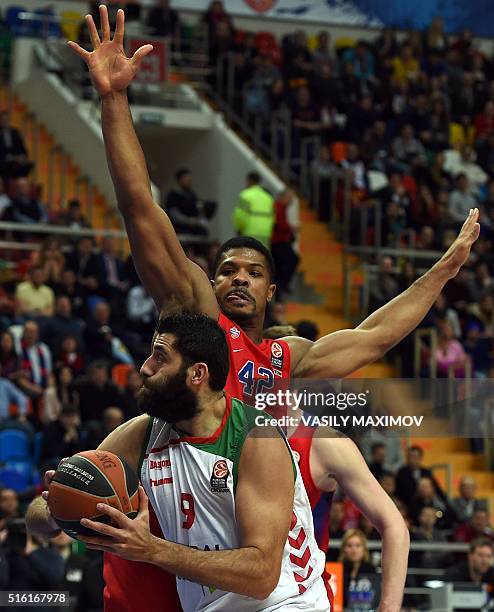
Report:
47,450,139,539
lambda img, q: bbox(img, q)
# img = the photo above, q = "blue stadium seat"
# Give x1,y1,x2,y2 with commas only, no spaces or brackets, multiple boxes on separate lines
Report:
32,431,43,465
5,6,33,37
0,428,31,462
0,460,39,492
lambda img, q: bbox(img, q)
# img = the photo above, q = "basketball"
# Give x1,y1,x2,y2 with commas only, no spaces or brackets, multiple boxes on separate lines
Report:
47,450,139,539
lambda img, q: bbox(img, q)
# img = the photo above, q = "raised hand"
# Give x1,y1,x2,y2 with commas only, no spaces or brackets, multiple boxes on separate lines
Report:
441,208,480,277
67,5,153,97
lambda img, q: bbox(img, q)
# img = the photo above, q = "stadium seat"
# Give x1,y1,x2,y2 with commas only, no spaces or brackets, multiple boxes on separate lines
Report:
32,431,42,465
331,141,348,163
0,460,40,492
112,363,133,388
5,6,32,37
60,10,84,42
0,428,30,462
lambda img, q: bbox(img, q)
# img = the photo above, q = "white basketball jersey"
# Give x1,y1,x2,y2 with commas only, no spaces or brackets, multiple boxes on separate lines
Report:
140,394,329,611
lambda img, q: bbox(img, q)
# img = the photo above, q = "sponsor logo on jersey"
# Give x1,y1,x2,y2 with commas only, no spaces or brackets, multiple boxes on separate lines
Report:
149,459,171,469
271,341,284,369
230,326,241,339
210,459,230,493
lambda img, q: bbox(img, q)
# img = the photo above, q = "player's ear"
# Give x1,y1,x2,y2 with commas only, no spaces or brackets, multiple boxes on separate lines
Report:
267,283,276,303
189,362,208,386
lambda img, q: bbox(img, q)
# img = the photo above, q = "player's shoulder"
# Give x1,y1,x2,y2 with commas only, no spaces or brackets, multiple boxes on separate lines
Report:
97,414,150,472
283,335,312,373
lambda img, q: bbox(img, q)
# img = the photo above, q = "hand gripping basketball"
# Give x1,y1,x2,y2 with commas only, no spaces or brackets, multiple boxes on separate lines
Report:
77,486,156,562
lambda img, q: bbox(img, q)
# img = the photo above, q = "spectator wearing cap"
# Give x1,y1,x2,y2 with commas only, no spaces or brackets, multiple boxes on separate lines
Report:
233,172,274,248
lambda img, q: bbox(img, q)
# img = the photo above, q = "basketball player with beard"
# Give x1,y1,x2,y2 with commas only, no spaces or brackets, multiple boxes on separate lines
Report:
28,313,331,611
66,6,480,611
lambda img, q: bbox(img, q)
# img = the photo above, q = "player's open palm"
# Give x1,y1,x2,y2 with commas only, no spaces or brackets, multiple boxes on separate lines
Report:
67,5,153,97
441,207,480,277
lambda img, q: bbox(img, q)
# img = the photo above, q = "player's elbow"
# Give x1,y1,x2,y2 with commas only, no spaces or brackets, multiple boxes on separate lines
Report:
249,557,281,600
250,574,280,600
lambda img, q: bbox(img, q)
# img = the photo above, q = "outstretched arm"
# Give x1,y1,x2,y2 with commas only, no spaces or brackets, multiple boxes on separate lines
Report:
312,434,409,612
290,209,480,378
68,6,218,316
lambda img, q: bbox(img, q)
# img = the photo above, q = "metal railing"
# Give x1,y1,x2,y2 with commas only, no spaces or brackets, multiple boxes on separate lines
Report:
0,221,209,259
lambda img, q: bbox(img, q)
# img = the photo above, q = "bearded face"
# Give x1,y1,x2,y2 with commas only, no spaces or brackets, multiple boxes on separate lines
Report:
137,363,199,423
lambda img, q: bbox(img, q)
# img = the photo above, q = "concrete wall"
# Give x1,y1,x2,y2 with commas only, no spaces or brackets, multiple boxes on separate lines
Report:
137,105,284,243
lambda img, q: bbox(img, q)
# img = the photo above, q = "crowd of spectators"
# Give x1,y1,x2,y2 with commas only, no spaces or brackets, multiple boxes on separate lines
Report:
330,441,494,606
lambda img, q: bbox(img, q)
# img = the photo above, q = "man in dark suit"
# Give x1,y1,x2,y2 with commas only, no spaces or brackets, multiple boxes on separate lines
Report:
93,236,129,306
165,168,216,238
0,111,33,179
395,445,445,510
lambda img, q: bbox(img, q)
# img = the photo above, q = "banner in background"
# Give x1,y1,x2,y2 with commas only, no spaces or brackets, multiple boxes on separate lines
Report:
127,37,168,84
173,0,494,36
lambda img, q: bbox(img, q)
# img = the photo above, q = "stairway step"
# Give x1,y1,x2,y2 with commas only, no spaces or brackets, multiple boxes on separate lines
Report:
424,451,486,471
413,438,469,453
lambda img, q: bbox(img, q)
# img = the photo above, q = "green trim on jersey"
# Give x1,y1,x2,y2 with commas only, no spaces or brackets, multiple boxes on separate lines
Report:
138,416,154,479
188,397,296,490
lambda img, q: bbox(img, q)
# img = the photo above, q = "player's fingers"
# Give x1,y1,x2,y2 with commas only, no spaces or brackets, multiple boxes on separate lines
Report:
80,518,126,541
99,4,110,42
131,44,153,68
67,41,91,61
95,502,132,528
137,486,148,516
43,470,56,489
85,14,101,49
113,8,125,46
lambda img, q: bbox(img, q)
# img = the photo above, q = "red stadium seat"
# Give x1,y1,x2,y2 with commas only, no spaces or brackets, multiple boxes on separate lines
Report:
112,363,134,388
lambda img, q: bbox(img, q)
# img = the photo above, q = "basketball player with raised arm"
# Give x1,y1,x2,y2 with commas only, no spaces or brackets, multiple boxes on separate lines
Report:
28,313,330,610
66,6,480,612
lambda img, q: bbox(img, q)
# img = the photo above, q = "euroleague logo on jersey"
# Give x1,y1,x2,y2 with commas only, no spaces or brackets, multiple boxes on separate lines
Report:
210,460,230,493
230,326,241,339
213,460,229,478
271,341,284,369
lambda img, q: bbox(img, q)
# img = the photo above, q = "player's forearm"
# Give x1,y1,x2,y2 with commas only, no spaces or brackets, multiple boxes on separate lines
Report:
25,496,61,539
145,536,279,600
378,522,409,612
357,263,452,352
101,91,153,212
